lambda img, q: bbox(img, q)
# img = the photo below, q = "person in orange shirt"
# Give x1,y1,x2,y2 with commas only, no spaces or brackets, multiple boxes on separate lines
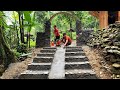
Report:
62,33,72,47
53,25,60,45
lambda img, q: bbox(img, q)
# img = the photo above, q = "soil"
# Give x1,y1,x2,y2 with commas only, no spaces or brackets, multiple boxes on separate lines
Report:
82,45,112,79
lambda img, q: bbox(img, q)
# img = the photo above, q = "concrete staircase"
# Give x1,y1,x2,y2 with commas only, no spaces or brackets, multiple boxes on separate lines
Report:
65,47,97,79
19,46,98,79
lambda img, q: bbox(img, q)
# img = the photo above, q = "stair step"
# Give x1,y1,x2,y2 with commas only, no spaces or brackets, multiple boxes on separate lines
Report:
65,61,92,69
66,49,83,52
65,46,82,49
65,69,97,79
43,47,56,49
40,49,56,53
27,63,51,70
37,53,54,57
65,52,85,56
65,56,88,62
33,57,53,63
19,70,49,79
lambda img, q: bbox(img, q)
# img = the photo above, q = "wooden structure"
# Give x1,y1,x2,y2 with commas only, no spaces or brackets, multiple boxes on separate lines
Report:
89,11,120,29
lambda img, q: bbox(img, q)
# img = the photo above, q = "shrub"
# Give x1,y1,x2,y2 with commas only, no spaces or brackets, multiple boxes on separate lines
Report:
17,43,28,53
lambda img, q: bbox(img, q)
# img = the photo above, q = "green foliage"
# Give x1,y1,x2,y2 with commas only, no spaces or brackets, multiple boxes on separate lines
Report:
17,43,28,53
30,39,36,47
12,49,22,59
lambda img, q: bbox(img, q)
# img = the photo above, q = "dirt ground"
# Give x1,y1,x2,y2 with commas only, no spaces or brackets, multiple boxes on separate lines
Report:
0,48,42,79
82,45,112,79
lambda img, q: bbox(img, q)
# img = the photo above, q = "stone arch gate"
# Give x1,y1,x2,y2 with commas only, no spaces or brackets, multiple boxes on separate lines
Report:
36,12,82,48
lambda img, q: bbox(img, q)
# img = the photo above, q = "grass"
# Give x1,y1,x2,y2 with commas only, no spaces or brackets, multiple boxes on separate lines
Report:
30,40,36,48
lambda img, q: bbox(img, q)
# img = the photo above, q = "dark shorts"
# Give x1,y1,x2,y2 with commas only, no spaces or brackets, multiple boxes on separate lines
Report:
65,41,71,46
55,36,60,42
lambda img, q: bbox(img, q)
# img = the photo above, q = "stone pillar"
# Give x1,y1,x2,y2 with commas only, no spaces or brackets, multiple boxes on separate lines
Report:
44,20,51,47
36,32,45,48
76,20,82,46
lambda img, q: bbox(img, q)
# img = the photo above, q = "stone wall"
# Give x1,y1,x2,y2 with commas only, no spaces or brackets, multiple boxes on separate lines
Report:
36,20,51,48
76,30,94,46
36,32,45,48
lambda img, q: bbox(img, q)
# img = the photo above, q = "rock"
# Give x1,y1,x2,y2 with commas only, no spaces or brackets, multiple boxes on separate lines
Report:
112,63,120,68
110,59,120,63
87,22,120,77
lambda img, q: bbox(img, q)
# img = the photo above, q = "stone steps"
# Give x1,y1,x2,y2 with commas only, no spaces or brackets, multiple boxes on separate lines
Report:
65,61,92,69
65,69,97,79
65,56,88,62
27,63,51,70
65,46,82,49
19,70,49,79
43,47,56,49
40,49,56,53
65,52,85,56
37,53,55,57
19,46,98,79
33,56,53,63
64,47,97,79
66,49,83,52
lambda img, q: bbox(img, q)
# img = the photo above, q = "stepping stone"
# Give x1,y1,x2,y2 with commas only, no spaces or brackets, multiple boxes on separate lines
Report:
65,46,82,49
65,52,85,56
43,47,56,49
27,63,51,70
19,70,49,79
37,53,54,57
65,61,92,69
40,49,56,53
33,57,53,63
65,69,98,79
65,56,88,62
66,49,83,52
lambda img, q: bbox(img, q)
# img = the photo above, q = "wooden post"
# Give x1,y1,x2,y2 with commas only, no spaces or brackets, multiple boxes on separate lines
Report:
118,11,120,21
99,11,108,29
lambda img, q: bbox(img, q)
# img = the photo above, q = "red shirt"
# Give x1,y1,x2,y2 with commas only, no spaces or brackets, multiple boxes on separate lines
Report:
54,28,60,36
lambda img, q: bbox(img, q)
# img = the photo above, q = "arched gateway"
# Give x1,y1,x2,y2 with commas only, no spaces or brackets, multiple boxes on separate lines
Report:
36,12,81,48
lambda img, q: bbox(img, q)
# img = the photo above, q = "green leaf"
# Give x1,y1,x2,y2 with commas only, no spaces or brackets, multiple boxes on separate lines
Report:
23,11,31,23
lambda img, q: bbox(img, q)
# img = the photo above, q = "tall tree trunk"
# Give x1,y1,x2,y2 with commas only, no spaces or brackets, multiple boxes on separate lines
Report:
69,18,72,39
18,11,24,44
21,13,25,43
0,26,16,69
16,26,19,46
28,32,30,48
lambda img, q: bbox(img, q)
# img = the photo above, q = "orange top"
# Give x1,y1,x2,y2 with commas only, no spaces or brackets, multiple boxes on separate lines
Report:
65,35,72,43
50,41,54,47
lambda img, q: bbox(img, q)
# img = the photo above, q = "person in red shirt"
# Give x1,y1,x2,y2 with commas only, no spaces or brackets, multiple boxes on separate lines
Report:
62,33,72,47
53,25,60,44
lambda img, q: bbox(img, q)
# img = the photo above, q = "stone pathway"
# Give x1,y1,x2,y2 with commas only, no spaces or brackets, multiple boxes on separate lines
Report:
19,46,98,79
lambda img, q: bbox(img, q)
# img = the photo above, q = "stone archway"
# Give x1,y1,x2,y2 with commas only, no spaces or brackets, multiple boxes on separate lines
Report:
45,12,81,47
36,12,81,48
